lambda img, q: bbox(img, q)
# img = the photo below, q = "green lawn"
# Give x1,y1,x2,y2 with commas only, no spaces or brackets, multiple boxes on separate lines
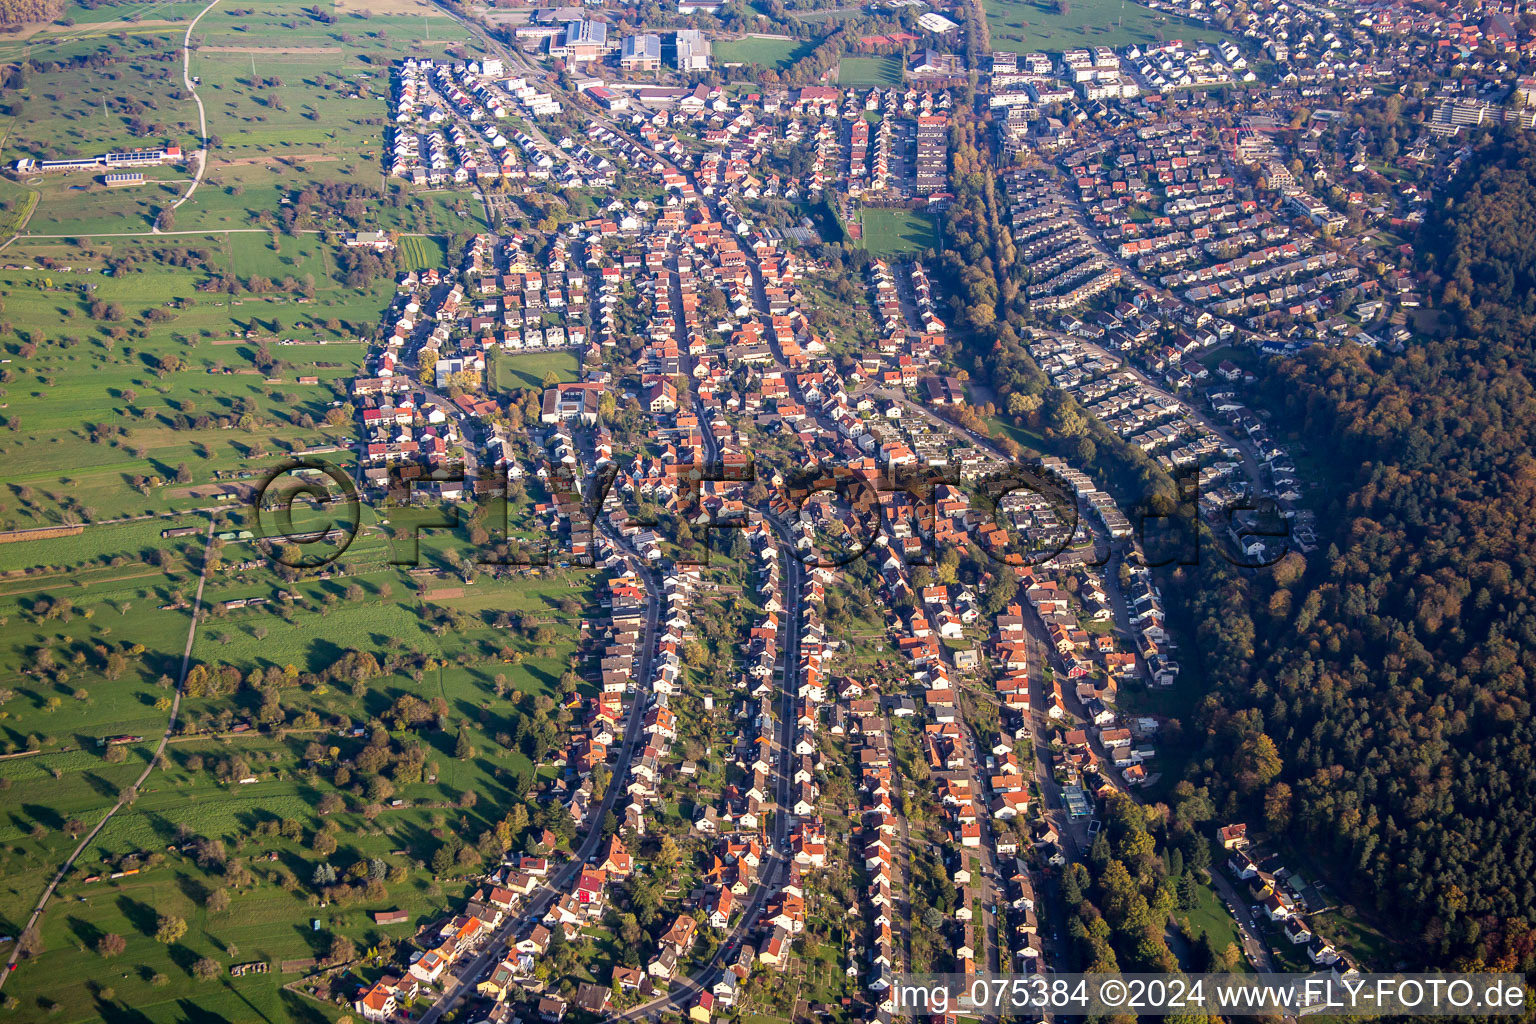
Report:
59,0,215,24
0,0,489,239
490,349,579,393
983,0,1234,52
859,206,937,256
713,35,817,69
837,55,902,87
986,415,1047,455
1174,876,1249,970
0,194,605,1020
1,719,551,1023
0,521,597,1023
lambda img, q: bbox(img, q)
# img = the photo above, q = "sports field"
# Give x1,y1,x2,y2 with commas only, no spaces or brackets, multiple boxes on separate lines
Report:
490,349,580,393
713,35,817,68
838,55,903,87
860,206,938,256
983,0,1233,52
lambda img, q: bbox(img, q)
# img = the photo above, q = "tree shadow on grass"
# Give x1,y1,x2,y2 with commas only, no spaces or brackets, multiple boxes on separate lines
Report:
166,941,200,976
173,871,210,905
66,913,105,951
278,987,331,1024
81,771,121,801
21,803,62,830
175,997,235,1024
384,819,435,866
96,997,154,1024
139,811,181,845
115,894,158,938
522,660,559,692
305,637,344,675
291,921,329,960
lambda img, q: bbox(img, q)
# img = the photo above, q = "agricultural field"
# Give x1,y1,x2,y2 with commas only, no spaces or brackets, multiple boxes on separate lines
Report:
0,0,488,240
0,16,190,65
0,234,402,530
713,34,817,69
58,0,216,25
395,234,446,271
983,0,1234,52
858,205,937,255
837,55,902,87
0,474,598,1022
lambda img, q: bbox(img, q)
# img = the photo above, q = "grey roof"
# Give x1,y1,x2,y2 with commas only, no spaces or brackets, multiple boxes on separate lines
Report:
622,33,662,60
562,19,607,45
675,28,709,63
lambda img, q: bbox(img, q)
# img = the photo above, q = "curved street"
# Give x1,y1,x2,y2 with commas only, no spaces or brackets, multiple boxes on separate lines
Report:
166,0,219,219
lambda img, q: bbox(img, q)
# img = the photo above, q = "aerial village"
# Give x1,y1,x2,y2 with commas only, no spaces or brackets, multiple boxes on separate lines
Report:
320,0,1480,1007
338,90,1217,1023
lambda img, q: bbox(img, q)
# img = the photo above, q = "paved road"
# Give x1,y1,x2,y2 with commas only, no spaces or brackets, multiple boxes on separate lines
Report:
0,518,216,989
613,516,803,1021
1051,180,1254,347
608,251,792,1021
167,0,220,217
364,32,795,1012
1016,563,1282,980
950,724,1003,971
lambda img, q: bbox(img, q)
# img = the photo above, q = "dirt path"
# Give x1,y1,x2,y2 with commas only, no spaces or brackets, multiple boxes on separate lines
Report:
200,45,341,53
164,0,220,221
7,16,184,41
214,153,341,167
335,0,434,14
0,524,83,544
0,568,171,600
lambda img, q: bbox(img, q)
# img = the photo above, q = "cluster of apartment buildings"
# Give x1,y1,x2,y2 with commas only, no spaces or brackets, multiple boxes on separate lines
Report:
616,29,711,72
1003,167,1124,312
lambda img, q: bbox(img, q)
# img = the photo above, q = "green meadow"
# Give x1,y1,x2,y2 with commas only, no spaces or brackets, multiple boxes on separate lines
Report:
837,55,903,87
0,3,629,1021
0,232,403,529
0,0,488,239
983,0,1234,52
0,489,600,1022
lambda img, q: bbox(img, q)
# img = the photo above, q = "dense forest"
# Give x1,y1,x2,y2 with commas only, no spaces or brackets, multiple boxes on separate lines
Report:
0,0,63,26
1171,129,1536,972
